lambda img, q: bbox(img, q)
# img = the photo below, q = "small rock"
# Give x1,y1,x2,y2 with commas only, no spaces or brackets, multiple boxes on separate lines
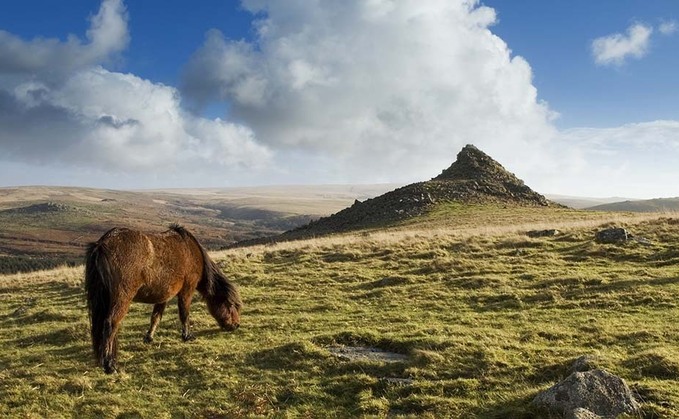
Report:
634,236,652,245
380,377,414,386
532,369,639,418
527,229,560,238
570,355,600,374
327,345,408,363
595,228,632,244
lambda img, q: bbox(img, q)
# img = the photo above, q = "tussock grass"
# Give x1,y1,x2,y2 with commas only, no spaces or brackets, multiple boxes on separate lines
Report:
1,208,679,417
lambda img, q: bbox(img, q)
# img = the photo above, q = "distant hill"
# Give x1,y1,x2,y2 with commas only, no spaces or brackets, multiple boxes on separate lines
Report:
586,197,679,212
545,195,638,210
255,144,558,243
0,184,392,273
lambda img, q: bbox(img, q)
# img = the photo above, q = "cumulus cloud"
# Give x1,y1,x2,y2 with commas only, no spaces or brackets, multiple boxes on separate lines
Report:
0,0,128,80
3,0,676,197
182,0,559,184
591,23,653,66
0,0,271,184
0,67,271,174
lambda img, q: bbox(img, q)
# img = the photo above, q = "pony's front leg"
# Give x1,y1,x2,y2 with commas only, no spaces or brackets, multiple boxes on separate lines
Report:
144,303,166,343
177,293,195,341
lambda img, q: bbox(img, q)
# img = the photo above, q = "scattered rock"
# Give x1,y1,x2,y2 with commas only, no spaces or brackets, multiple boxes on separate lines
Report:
595,228,632,244
633,236,653,245
570,355,601,374
327,345,408,363
527,229,560,238
532,369,639,418
379,377,414,386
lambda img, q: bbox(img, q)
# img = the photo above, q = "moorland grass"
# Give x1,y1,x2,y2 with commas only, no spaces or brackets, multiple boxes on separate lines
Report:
1,208,678,417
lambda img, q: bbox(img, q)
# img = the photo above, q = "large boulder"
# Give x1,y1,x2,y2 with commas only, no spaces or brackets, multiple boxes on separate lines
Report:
532,369,639,418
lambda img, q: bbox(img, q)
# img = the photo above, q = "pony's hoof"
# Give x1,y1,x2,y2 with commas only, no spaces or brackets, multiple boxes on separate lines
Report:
182,333,195,342
143,334,154,344
103,360,118,374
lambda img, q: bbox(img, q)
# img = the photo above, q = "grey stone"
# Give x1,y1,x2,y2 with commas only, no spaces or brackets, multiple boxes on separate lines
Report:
327,345,408,363
532,369,639,418
595,228,632,244
570,355,601,374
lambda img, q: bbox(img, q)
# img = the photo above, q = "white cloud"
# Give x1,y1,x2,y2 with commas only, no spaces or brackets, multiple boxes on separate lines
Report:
0,0,271,184
2,0,677,198
182,0,558,184
0,0,128,80
535,120,679,198
659,20,678,35
591,23,653,66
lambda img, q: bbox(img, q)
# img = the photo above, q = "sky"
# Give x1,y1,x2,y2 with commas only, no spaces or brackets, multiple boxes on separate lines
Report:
0,1,677,198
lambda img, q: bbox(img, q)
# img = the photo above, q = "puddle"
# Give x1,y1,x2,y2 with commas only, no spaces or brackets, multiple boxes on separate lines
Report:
327,345,408,363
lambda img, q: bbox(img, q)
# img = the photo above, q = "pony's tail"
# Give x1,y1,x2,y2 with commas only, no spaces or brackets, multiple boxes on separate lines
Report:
85,241,112,366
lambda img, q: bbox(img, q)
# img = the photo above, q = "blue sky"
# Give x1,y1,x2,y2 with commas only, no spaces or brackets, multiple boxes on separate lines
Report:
486,0,679,128
0,1,677,198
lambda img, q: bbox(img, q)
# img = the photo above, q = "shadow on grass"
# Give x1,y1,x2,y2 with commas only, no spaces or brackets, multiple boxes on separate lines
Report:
13,324,88,348
473,393,541,419
247,341,332,371
469,275,679,312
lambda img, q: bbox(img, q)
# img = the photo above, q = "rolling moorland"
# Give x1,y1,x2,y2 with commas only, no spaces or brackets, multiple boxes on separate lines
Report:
587,198,679,213
0,184,394,274
1,146,678,417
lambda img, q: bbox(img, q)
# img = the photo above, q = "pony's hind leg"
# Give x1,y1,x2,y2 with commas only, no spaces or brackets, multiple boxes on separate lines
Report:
102,302,130,374
177,293,195,341
144,303,166,343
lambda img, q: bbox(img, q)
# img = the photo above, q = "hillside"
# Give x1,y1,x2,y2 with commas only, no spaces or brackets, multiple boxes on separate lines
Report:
266,145,558,242
587,197,679,212
545,194,638,210
0,185,393,274
1,210,677,417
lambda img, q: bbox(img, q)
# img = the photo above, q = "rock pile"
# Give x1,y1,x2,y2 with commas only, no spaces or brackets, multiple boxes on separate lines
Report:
280,145,557,239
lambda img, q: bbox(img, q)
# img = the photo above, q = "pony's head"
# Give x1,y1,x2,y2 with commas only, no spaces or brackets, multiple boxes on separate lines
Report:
204,271,242,331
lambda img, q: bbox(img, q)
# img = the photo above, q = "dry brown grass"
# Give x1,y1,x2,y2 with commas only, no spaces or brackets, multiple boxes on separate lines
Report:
219,209,677,258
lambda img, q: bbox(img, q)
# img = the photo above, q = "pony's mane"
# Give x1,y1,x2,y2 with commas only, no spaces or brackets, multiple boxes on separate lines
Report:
207,264,243,308
169,224,242,307
169,224,190,237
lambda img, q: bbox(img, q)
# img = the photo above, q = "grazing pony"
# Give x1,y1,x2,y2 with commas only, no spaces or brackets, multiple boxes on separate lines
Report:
85,225,242,373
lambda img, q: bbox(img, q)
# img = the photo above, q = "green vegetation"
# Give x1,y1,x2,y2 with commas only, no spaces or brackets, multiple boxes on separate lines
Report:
1,209,678,417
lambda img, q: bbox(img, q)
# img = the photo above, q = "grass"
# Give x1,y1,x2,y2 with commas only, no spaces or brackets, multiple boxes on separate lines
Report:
1,207,679,417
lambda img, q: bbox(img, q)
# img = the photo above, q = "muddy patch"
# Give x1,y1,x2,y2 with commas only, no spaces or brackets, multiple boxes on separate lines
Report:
327,345,409,363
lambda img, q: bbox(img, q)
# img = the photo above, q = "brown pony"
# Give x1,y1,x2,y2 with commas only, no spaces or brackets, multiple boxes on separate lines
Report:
85,225,242,373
